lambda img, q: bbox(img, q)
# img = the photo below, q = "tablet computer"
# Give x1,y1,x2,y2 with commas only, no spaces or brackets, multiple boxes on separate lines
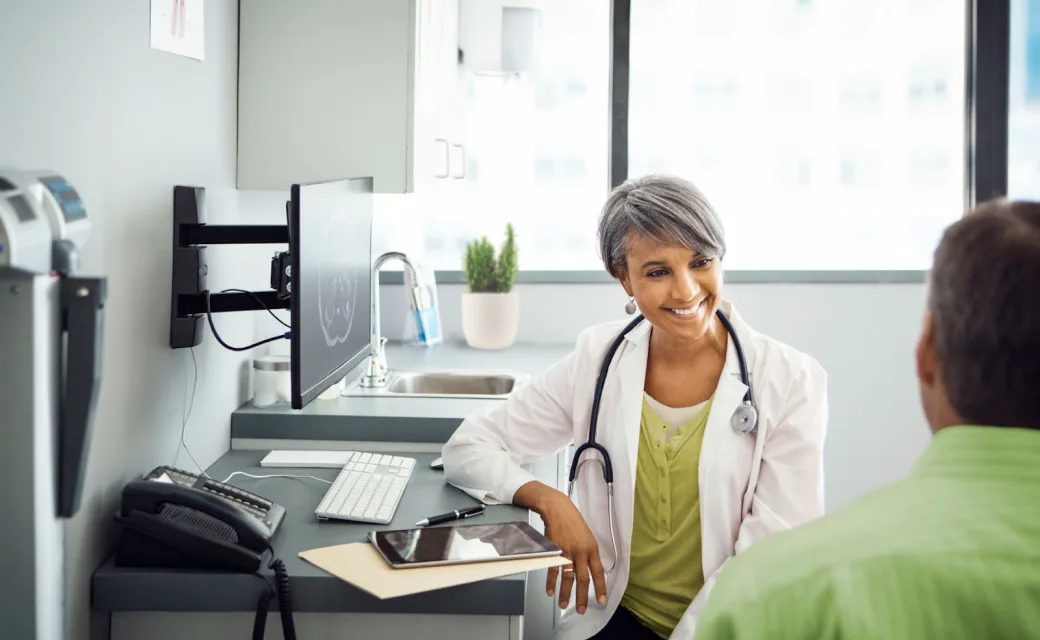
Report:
368,521,562,569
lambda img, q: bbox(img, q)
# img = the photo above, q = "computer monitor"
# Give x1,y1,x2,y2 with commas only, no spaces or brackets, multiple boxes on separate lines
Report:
288,177,373,410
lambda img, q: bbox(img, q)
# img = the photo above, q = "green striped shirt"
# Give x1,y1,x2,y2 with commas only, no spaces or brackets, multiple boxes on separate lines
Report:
695,426,1040,640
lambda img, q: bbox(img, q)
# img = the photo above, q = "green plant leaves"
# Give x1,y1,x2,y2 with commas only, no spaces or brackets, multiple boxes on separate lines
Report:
463,223,519,293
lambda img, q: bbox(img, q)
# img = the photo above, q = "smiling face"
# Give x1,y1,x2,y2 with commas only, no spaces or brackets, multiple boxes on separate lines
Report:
597,175,728,343
618,232,724,343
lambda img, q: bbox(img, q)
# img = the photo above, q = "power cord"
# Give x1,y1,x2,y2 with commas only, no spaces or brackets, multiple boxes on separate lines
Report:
176,347,209,478
205,290,290,352
221,471,332,485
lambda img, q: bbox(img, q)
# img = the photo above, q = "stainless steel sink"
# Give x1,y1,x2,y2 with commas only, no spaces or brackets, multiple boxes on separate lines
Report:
344,371,529,399
388,371,519,396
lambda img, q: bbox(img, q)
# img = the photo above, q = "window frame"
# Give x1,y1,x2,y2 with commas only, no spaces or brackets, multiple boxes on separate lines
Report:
393,0,1010,286
967,0,1011,206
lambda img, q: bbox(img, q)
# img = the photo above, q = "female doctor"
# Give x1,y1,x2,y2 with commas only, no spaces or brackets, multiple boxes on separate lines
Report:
441,175,828,640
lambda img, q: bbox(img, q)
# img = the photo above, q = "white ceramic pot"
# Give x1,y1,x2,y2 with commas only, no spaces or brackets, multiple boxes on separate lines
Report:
461,292,520,350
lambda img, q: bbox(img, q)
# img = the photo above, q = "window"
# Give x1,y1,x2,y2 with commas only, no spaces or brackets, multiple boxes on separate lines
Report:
628,0,967,271
1009,0,1040,199
375,0,1008,276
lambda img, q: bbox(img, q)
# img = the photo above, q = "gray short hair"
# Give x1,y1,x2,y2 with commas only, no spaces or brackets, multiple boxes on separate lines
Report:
597,174,726,278
928,198,1040,429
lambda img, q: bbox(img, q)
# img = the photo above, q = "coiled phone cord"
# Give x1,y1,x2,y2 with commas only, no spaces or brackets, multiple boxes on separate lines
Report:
272,558,297,639
251,577,272,640
251,556,297,640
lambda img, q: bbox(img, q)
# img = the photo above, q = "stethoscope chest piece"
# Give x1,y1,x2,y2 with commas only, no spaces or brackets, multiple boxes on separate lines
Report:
731,401,758,434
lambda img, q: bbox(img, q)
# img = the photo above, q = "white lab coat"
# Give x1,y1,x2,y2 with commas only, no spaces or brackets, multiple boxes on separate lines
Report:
441,301,828,640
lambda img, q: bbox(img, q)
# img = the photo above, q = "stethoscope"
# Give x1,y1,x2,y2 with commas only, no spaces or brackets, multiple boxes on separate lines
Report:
567,309,757,573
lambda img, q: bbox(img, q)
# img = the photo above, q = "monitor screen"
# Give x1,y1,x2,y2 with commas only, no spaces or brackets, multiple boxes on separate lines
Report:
289,177,373,410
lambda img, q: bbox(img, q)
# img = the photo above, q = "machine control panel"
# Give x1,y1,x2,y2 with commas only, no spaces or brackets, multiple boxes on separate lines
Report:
0,170,91,275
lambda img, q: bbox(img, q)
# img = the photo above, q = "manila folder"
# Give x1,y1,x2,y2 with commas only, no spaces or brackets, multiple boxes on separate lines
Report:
299,542,569,599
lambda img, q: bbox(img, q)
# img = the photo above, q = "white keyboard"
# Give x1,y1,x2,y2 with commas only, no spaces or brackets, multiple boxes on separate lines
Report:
315,452,415,524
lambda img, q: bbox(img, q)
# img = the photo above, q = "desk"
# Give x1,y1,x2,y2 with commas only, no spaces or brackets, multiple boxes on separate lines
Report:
93,450,561,640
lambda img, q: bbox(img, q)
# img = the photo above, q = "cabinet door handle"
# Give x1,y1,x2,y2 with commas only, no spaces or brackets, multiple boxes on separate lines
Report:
451,144,466,179
435,139,450,179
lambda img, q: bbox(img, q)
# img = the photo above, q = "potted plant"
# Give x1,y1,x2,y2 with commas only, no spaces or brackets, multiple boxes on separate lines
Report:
461,223,519,350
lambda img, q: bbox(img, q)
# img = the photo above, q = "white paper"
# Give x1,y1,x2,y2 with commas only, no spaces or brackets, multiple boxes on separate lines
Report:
151,0,205,61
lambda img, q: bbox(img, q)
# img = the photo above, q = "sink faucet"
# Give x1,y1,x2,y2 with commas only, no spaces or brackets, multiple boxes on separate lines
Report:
361,251,422,388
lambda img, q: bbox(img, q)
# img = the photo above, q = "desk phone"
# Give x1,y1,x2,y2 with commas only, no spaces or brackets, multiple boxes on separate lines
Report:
115,466,286,572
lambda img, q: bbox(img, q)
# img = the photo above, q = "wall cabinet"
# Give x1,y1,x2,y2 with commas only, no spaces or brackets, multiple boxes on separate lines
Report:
238,0,466,193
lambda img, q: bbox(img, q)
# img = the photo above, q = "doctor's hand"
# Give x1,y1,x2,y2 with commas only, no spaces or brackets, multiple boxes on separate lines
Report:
514,483,608,615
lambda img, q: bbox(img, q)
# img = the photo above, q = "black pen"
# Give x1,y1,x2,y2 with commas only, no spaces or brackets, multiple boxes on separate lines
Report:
415,505,486,527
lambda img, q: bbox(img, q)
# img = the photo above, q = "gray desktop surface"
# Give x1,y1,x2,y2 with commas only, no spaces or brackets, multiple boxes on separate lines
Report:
92,450,535,615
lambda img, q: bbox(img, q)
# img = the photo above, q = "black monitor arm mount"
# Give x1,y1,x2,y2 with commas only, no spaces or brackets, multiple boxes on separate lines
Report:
169,185,292,349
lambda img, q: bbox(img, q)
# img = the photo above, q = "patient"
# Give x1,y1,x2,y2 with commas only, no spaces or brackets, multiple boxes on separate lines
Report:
695,199,1040,639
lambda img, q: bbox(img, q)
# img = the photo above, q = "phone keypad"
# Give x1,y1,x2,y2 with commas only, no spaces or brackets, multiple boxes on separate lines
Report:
148,466,272,521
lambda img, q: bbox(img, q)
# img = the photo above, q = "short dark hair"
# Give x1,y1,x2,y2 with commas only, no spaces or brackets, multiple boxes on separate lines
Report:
597,175,726,278
928,199,1040,430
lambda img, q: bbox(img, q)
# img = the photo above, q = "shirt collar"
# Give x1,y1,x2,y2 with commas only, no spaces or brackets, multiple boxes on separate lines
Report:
911,425,1040,481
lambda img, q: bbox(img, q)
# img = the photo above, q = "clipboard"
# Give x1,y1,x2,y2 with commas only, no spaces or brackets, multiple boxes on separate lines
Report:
299,542,570,599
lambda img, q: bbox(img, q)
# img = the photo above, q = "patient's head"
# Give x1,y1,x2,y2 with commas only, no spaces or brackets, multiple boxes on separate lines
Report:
917,199,1040,432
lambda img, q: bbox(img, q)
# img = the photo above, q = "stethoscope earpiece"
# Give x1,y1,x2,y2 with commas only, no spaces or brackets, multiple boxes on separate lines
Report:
731,401,758,434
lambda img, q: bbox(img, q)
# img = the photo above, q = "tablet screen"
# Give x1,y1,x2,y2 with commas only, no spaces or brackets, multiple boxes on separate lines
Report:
371,521,561,568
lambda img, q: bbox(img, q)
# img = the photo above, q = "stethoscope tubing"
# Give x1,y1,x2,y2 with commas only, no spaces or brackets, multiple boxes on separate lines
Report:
567,309,755,574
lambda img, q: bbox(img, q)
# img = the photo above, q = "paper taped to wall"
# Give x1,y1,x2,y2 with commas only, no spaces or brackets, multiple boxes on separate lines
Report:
151,0,205,61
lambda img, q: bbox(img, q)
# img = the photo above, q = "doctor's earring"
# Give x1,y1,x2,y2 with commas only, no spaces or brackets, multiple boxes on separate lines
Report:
624,297,637,315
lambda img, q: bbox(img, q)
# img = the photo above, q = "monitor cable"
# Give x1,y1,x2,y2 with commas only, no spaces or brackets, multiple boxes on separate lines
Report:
219,288,291,329
204,290,290,352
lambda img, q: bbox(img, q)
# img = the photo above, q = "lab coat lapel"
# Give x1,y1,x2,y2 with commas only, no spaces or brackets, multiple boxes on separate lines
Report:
618,343,648,486
699,368,747,493
699,304,753,533
613,321,650,553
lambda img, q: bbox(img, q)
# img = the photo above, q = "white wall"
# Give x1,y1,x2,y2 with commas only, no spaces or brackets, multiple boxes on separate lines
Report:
374,279,934,512
0,2,278,638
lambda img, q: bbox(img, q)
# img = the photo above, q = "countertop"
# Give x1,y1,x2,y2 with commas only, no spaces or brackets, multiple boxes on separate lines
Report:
92,450,538,615
231,342,572,443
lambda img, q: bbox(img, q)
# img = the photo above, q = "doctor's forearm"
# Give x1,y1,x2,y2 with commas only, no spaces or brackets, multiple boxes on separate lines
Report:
513,480,568,516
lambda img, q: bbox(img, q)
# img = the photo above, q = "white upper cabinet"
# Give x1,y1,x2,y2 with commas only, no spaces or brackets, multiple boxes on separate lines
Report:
237,0,465,193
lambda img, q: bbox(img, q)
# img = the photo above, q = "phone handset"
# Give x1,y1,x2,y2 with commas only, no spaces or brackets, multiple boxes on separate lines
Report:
120,480,274,566
146,481,271,550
